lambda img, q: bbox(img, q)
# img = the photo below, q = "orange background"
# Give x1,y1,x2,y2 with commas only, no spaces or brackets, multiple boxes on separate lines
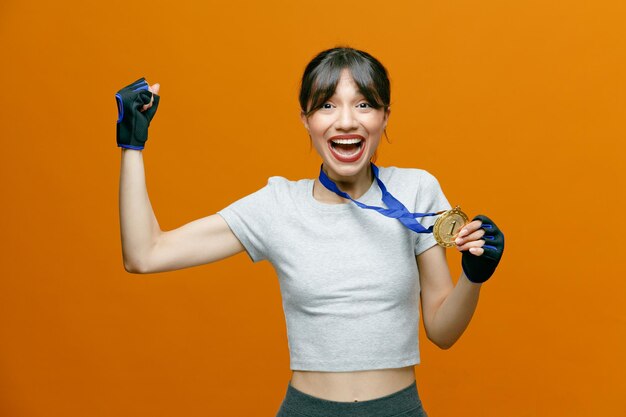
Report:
1,1,625,416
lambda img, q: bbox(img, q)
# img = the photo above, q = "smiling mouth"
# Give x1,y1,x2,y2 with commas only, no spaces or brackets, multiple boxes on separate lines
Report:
330,138,363,154
327,135,366,162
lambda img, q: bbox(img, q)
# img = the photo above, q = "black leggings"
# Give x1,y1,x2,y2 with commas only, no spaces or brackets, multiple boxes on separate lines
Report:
275,380,428,417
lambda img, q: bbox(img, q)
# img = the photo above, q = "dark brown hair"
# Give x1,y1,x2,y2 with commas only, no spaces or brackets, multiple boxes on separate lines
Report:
299,47,391,117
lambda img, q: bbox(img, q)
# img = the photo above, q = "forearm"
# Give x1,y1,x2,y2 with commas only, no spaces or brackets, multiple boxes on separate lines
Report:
119,148,162,272
427,272,482,349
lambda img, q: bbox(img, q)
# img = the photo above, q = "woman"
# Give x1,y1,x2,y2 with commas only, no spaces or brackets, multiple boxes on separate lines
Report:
117,47,504,417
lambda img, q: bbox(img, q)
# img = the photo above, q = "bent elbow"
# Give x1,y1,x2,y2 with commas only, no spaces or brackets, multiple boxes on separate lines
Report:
427,333,456,350
434,339,455,350
123,259,149,274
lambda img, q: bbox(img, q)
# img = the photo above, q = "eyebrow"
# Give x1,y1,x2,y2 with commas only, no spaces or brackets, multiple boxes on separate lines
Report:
327,91,368,100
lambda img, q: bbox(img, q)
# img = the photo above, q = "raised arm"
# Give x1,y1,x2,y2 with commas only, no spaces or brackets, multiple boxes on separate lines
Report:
117,80,244,274
119,149,244,274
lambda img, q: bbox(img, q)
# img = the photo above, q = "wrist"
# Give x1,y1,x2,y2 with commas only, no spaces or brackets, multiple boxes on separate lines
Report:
461,271,484,287
119,144,144,151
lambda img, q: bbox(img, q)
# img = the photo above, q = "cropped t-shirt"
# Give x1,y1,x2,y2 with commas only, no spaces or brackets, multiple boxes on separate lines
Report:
217,166,451,371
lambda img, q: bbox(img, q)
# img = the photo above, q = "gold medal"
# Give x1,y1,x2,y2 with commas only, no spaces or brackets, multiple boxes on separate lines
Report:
433,206,469,247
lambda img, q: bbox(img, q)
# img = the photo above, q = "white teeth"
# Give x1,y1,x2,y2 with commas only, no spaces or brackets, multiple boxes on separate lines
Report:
331,138,362,144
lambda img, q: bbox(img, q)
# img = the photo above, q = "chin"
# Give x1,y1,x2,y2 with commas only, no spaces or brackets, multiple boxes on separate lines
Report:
323,155,371,180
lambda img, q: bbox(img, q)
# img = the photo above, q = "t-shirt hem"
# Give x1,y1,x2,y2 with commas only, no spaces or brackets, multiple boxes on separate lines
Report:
415,235,438,256
289,355,421,372
216,210,263,263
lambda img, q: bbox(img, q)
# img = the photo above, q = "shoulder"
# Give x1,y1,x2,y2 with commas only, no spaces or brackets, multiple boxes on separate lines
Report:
378,165,442,189
244,175,310,205
219,175,309,218
265,175,309,193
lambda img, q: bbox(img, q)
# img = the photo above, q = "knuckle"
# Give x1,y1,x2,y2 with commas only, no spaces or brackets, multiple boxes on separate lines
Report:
468,240,483,248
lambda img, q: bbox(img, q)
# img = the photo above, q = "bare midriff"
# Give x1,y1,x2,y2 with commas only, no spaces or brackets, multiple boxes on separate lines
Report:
289,366,416,403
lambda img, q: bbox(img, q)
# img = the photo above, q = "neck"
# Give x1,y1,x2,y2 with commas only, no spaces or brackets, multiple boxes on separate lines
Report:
317,163,374,202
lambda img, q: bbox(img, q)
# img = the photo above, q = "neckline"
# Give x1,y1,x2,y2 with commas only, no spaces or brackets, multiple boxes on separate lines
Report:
305,169,382,212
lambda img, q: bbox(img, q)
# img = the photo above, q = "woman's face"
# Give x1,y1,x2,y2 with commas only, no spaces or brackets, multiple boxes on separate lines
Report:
301,69,389,181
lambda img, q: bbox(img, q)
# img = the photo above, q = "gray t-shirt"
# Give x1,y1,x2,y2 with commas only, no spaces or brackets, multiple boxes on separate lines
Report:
217,166,451,371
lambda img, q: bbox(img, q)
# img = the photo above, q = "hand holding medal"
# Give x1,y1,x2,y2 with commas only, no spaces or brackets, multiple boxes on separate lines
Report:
433,208,505,283
456,214,505,284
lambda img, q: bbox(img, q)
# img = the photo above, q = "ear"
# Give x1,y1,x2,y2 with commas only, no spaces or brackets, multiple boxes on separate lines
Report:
300,111,310,132
383,107,391,129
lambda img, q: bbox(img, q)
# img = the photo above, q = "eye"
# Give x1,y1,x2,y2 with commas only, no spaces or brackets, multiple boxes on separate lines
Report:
357,102,372,108
322,103,333,109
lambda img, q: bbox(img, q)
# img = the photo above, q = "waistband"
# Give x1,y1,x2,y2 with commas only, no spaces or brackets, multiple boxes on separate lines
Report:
280,380,423,417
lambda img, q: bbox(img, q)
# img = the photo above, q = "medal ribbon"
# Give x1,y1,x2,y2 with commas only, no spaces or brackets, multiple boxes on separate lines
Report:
318,163,442,234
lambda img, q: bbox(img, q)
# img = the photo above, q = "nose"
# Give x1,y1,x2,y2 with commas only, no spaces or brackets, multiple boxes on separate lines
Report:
333,106,359,131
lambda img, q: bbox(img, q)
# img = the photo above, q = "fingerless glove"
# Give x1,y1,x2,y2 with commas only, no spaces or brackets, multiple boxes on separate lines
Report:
461,214,505,283
115,77,159,150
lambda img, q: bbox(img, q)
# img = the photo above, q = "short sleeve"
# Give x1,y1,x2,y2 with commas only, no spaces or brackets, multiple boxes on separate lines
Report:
414,171,452,256
216,179,277,263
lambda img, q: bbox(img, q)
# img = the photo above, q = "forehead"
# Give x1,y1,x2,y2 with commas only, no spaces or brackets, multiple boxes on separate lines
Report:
332,69,362,95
